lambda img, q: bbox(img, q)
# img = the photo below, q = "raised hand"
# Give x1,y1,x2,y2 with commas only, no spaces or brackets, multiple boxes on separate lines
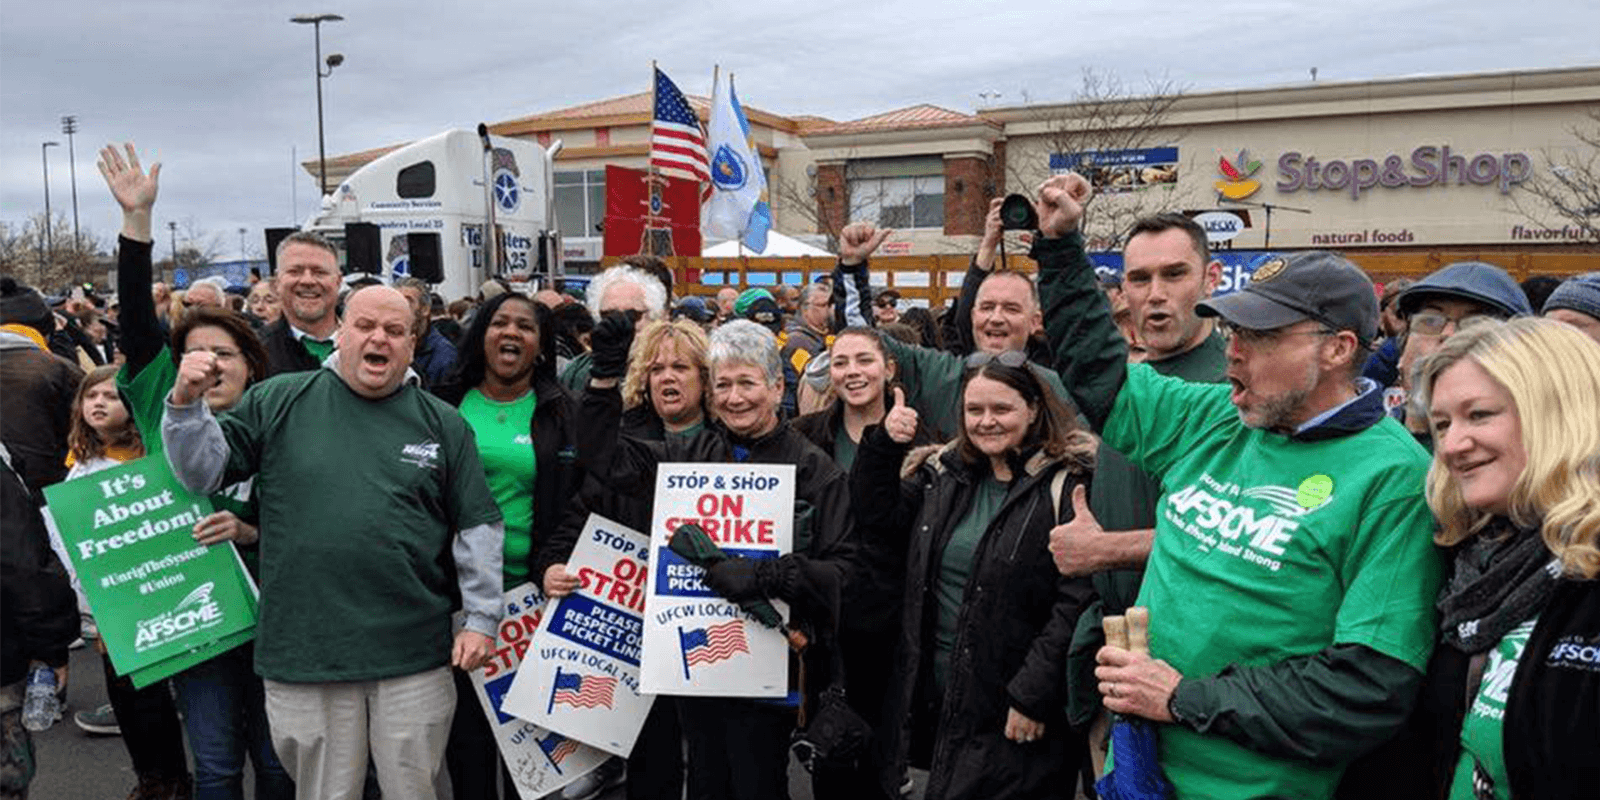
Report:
976,197,1005,271
883,386,918,444
840,222,893,266
97,143,160,242
589,310,638,381
1033,173,1092,238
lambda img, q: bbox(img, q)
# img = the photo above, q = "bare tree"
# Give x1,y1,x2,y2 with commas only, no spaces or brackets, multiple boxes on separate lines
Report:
1507,107,1600,247
0,212,108,290
1009,69,1192,251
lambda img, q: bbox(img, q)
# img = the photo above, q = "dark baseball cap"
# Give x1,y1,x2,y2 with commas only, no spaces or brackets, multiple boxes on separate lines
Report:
1197,251,1379,346
1397,261,1531,319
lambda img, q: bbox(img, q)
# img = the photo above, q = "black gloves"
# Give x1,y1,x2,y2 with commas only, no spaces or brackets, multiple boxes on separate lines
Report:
704,555,795,603
589,310,637,380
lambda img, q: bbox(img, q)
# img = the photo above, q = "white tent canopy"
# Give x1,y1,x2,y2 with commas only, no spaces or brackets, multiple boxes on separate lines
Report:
702,230,832,258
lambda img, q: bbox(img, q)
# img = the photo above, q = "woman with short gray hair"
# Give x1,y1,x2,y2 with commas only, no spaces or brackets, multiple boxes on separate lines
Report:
576,311,859,800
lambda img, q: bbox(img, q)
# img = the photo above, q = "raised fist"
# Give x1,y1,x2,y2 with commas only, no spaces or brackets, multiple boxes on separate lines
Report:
173,350,222,406
1034,173,1093,238
840,222,893,266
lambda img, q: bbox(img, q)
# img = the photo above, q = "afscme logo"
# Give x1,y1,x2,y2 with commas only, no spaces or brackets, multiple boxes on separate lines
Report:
1167,483,1299,556
134,581,223,651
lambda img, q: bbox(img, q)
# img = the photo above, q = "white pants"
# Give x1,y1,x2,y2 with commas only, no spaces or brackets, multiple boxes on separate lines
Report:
264,667,455,800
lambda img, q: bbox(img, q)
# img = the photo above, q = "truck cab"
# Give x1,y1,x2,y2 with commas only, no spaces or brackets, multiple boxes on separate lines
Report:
302,127,562,300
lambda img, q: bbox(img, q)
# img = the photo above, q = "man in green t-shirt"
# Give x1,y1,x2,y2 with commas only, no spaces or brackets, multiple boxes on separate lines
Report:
1033,173,1441,800
162,286,505,800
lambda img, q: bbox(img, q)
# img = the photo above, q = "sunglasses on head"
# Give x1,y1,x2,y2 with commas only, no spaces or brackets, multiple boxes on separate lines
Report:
964,349,1028,369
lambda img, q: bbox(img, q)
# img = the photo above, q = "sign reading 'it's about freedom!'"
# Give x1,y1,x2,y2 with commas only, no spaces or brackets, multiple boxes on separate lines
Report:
503,514,654,757
43,456,259,688
642,463,794,698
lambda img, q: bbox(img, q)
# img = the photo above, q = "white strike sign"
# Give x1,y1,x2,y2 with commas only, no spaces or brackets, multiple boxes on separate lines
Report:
503,515,654,757
641,463,794,697
468,583,607,798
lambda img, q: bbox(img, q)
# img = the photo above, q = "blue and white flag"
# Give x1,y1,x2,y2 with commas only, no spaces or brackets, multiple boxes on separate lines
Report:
702,69,771,252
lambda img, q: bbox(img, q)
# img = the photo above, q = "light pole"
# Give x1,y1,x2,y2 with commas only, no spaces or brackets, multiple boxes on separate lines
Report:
169,221,180,278
61,115,81,254
41,141,59,281
291,13,344,197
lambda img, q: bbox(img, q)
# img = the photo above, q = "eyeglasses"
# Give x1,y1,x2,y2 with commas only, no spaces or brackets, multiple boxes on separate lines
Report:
1408,310,1497,336
1218,320,1336,348
964,349,1028,369
183,346,241,361
874,298,897,308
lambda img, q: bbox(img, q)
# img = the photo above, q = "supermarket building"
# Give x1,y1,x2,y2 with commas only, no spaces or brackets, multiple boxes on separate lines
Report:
315,65,1599,286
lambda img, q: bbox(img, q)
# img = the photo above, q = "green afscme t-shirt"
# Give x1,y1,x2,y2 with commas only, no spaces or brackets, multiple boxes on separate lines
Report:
217,368,502,682
458,389,536,591
1449,618,1536,800
1103,364,1442,800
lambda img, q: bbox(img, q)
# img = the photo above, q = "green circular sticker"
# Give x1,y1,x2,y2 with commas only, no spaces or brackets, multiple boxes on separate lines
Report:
1297,474,1334,509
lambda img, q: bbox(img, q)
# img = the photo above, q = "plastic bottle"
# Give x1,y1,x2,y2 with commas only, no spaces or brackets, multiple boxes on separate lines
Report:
21,664,60,732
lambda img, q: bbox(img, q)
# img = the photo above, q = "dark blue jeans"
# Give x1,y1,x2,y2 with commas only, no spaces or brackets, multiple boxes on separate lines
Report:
170,644,293,800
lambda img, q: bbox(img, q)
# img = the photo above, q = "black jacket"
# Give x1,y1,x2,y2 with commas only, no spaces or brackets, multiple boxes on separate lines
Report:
434,373,588,584
259,318,323,378
577,383,857,650
1343,576,1600,800
1,447,79,684
853,426,1095,800
577,403,672,533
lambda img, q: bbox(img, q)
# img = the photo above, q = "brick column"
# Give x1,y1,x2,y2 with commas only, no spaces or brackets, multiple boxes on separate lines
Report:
815,163,847,236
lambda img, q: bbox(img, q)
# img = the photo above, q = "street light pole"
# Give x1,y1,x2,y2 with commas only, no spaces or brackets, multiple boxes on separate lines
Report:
169,221,180,279
61,115,81,254
291,13,344,197
41,141,59,282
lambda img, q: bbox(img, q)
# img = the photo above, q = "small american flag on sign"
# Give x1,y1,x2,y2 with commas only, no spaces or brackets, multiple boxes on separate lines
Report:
551,668,618,710
537,731,578,771
680,619,750,668
650,67,710,184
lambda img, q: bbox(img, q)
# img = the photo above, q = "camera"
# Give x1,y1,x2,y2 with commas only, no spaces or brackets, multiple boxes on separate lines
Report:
999,194,1038,231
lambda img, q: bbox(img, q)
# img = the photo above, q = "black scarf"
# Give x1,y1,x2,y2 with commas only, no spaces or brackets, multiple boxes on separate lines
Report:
1438,517,1559,654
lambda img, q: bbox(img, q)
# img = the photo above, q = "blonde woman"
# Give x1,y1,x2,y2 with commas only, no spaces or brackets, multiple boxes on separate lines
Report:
1406,318,1600,800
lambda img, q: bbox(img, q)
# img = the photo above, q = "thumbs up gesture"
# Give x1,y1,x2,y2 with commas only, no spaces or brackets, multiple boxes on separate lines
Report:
1047,484,1104,576
840,222,893,266
883,386,918,444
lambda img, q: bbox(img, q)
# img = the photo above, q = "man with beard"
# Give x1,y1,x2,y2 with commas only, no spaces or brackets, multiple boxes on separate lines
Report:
260,232,342,376
161,285,503,800
1031,173,1441,800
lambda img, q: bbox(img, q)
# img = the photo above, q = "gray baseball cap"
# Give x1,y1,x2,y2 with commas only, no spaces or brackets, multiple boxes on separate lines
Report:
1197,251,1379,346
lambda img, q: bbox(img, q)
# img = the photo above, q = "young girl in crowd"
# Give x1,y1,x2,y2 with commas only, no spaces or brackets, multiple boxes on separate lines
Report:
94,142,291,800
853,351,1096,800
1407,318,1600,799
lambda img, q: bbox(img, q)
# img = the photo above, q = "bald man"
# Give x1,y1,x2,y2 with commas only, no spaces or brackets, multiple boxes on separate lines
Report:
162,285,504,800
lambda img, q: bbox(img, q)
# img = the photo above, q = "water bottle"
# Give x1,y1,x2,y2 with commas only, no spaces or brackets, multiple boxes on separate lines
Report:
21,664,59,732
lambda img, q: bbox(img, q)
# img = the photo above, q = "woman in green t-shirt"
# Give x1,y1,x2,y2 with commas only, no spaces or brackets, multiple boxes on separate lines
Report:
1405,317,1600,800
432,290,590,800
852,351,1097,800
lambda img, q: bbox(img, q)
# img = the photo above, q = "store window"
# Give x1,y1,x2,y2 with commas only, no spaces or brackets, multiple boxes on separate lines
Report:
847,157,944,230
554,170,606,236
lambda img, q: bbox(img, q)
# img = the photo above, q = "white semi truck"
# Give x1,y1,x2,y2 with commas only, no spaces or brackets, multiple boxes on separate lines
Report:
298,125,564,300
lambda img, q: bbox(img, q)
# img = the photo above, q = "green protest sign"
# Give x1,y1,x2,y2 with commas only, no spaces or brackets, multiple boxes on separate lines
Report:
44,456,258,688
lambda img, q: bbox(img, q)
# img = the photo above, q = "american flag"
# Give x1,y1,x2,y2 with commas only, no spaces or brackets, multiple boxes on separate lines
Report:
551,669,617,710
650,67,710,184
537,731,578,771
680,619,750,668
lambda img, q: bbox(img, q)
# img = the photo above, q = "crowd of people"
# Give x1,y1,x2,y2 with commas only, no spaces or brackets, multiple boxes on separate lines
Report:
2,144,1598,800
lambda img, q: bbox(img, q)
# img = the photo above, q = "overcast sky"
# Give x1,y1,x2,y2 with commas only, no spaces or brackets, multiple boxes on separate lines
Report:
3,0,1596,263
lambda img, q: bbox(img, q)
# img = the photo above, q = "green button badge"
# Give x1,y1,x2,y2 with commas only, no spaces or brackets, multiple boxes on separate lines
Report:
1297,474,1334,509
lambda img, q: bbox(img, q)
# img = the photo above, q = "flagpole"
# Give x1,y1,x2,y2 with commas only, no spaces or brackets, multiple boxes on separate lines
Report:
678,626,691,681
647,60,659,257
548,665,561,716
